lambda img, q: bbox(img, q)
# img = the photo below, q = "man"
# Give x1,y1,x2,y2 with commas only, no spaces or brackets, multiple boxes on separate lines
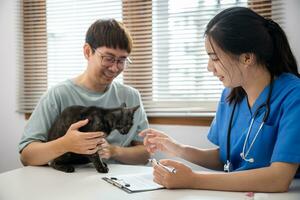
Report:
19,19,150,166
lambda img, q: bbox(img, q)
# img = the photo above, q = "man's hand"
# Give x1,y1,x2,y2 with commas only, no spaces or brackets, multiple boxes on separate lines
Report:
62,119,104,154
97,138,116,159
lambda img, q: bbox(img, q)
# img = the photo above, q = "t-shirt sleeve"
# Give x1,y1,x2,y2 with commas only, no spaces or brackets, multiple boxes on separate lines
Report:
132,91,149,142
271,88,300,163
18,90,60,153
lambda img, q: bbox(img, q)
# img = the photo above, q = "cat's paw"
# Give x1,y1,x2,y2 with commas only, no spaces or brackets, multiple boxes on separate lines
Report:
96,166,109,173
51,164,75,173
64,166,75,173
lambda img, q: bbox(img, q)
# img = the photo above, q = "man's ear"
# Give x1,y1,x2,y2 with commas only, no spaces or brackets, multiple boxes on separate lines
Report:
83,43,93,60
240,53,255,67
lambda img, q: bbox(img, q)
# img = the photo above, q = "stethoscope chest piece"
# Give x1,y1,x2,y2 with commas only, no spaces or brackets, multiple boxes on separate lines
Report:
224,160,233,172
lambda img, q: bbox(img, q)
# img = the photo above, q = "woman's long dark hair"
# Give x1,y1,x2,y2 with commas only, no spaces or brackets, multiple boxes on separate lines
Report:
205,7,299,104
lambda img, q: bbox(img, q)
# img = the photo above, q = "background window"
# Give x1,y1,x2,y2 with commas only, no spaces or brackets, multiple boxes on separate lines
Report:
19,0,280,118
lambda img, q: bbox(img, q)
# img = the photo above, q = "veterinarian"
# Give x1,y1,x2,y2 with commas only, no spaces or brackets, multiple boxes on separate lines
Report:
19,19,150,166
140,7,300,192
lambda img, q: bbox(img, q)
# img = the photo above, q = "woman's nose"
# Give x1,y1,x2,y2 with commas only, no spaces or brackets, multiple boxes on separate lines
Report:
207,59,215,72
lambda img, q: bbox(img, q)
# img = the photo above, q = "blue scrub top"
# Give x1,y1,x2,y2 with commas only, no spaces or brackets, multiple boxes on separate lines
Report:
208,73,300,176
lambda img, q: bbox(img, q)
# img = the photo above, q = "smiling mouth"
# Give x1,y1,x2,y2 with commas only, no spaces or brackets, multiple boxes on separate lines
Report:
103,72,115,79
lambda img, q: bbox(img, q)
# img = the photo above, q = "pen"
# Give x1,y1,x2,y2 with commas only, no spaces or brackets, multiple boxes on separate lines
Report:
148,158,176,173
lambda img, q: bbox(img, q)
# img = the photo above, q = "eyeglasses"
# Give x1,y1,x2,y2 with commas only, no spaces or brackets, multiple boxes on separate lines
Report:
93,48,132,69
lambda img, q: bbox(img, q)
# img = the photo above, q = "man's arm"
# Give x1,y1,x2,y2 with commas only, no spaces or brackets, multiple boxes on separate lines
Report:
98,140,150,165
112,141,150,165
20,119,103,166
20,139,67,166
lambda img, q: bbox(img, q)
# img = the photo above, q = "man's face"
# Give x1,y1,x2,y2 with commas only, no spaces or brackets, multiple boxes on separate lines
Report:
88,46,129,86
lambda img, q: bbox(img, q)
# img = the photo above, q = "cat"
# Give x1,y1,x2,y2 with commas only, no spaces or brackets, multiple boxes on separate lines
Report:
47,103,140,173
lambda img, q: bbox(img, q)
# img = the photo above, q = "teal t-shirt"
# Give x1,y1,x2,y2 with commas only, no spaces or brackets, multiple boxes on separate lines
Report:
19,79,149,163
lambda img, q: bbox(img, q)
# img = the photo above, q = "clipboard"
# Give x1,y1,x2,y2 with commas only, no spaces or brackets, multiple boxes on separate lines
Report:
102,172,164,193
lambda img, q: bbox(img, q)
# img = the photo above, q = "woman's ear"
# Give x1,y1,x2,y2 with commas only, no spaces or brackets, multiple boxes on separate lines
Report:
240,53,255,67
83,43,93,60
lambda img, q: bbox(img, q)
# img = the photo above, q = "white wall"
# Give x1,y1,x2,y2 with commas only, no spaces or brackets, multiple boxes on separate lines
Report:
285,0,300,66
0,0,299,173
0,0,27,173
0,0,25,172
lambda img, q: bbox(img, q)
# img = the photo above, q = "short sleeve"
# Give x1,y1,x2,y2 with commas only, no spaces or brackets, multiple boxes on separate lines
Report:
271,88,300,163
18,90,60,152
131,90,149,142
207,88,230,146
207,117,219,145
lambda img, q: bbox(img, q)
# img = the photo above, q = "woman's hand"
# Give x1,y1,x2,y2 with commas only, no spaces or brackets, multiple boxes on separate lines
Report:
152,159,195,189
139,128,181,156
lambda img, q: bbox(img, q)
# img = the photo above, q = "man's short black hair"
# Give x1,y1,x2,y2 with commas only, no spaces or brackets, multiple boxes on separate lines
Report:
85,19,132,53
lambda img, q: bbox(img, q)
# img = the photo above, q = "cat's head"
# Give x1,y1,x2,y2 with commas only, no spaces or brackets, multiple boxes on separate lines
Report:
106,104,140,135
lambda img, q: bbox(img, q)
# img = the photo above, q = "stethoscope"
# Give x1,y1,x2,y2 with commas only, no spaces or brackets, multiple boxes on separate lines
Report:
224,77,274,172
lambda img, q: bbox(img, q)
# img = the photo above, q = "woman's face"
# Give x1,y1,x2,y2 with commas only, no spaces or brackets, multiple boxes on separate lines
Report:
205,37,243,88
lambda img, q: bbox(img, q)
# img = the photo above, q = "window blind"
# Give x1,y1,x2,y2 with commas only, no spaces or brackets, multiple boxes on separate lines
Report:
149,0,242,116
122,0,153,114
19,0,47,113
46,0,123,88
19,0,284,117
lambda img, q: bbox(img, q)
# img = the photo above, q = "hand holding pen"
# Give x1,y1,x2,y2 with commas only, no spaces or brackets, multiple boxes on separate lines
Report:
149,159,195,189
148,158,176,173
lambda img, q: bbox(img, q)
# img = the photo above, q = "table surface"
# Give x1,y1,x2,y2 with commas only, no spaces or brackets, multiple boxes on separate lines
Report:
0,164,299,200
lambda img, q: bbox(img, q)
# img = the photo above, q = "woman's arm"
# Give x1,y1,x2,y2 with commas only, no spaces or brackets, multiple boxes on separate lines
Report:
154,160,298,192
194,162,298,192
178,146,223,170
139,128,223,170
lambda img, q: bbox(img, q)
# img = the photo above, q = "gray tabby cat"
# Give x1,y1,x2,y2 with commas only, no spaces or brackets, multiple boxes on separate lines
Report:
47,103,139,173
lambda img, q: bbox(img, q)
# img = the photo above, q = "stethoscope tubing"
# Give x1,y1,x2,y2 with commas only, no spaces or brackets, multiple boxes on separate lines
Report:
225,76,274,172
